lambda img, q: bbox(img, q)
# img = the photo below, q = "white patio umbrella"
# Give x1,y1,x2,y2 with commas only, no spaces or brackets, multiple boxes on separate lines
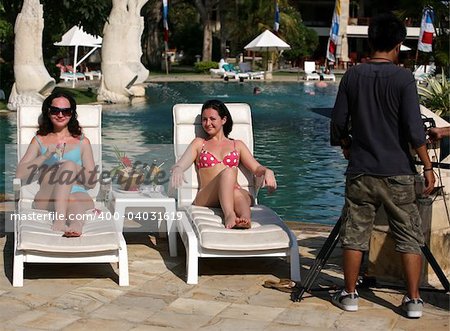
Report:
400,44,412,51
54,25,102,85
244,29,291,79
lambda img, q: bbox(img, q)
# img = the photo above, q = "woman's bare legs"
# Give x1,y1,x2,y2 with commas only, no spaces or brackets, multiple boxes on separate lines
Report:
65,192,94,237
233,188,252,229
33,161,88,233
52,161,77,230
34,165,67,231
194,167,252,229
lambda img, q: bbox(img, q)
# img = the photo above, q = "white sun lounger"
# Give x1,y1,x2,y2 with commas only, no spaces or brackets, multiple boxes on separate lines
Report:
172,103,301,284
320,72,336,81
13,104,129,287
239,62,265,80
304,61,320,81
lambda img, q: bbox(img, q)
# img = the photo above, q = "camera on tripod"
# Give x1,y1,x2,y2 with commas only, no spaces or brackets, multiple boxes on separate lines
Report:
422,115,436,132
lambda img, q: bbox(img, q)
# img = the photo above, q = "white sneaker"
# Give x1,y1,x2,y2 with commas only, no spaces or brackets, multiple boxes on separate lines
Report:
402,296,423,318
332,289,359,312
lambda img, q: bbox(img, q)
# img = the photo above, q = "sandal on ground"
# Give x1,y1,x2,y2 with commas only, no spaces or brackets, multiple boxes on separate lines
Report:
263,279,297,293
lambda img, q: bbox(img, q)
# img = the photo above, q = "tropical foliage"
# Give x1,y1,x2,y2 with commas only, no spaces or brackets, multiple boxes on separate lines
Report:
166,1,203,65
281,7,318,64
418,71,450,116
194,61,218,73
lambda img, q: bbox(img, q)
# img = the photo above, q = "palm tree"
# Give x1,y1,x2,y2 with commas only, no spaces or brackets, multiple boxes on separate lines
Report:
142,0,164,69
193,0,220,62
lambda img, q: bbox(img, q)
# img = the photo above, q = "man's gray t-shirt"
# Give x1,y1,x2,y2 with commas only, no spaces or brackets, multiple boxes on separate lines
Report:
331,62,426,176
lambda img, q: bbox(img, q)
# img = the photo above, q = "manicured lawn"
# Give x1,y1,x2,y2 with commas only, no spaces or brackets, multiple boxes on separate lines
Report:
52,86,98,104
0,86,98,111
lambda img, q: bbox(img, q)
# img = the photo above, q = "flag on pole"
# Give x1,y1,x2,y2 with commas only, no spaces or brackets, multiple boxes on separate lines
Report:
163,0,169,43
418,7,434,52
326,0,340,62
274,1,280,32
162,0,169,74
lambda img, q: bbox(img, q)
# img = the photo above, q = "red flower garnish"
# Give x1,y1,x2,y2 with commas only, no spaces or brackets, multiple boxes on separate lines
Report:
121,156,132,168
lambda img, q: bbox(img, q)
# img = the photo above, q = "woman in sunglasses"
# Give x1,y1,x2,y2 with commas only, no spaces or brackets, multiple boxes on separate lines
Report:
16,92,97,237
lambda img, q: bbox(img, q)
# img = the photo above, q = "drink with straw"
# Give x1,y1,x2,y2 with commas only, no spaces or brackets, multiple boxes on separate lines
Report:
55,142,66,161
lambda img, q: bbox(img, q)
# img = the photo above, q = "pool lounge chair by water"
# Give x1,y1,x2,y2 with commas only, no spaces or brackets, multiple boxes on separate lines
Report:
172,103,301,284
60,71,86,82
320,71,336,82
13,104,129,287
304,61,320,81
84,70,102,80
239,62,265,80
209,59,227,78
221,64,250,82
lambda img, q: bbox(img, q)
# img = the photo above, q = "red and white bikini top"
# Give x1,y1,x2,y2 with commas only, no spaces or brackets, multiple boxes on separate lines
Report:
197,140,240,169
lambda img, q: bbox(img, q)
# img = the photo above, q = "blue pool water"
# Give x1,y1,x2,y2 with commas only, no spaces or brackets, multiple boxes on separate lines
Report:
1,81,347,224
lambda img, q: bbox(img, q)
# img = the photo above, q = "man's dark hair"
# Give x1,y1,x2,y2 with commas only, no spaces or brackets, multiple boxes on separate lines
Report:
368,13,406,52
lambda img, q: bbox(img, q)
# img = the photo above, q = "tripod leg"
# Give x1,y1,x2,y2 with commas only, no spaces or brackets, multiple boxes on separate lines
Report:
304,230,340,293
292,218,342,301
421,244,450,292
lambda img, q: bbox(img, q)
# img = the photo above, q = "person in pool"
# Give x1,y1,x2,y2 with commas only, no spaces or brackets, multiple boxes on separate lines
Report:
16,92,97,237
170,99,277,229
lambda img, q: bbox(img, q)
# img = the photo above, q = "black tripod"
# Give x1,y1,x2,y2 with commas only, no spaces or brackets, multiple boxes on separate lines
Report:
291,217,450,302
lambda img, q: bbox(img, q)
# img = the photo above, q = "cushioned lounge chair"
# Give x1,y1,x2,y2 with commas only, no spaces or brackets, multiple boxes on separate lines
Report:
320,72,336,81
60,71,86,82
172,103,301,284
84,70,102,80
304,61,320,81
239,62,265,80
210,59,227,78
221,64,250,82
13,104,129,287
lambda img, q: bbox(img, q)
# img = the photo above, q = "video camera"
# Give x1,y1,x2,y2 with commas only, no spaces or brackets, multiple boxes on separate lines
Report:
422,114,436,132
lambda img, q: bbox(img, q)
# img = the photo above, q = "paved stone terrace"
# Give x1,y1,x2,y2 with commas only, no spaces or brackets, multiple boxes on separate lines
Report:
0,202,448,331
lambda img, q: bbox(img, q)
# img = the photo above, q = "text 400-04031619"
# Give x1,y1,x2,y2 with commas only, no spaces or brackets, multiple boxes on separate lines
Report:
124,211,183,222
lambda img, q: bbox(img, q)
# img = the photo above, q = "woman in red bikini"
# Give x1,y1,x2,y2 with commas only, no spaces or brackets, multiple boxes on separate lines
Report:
170,99,276,229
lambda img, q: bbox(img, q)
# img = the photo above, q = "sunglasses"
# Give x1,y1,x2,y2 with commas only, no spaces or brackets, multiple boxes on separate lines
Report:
49,106,73,117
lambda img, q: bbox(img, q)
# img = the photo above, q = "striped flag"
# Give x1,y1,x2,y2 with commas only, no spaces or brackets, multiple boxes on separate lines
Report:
326,0,340,62
163,0,169,43
418,8,434,52
274,1,280,32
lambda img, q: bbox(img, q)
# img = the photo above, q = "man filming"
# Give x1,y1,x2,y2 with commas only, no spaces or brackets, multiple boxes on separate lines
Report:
330,13,435,318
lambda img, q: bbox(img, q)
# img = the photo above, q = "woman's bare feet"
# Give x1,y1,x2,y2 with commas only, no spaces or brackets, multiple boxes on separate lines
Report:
232,217,251,229
225,214,251,229
64,219,84,237
224,213,238,229
52,219,67,232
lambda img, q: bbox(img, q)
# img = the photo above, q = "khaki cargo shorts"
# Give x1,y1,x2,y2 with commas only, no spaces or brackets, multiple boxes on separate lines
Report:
340,174,424,254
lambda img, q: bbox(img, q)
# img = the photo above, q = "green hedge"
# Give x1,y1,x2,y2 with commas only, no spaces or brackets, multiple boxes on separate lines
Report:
194,61,218,73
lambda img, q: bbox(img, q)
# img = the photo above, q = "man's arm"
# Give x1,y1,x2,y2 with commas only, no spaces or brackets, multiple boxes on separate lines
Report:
330,77,350,148
415,144,435,195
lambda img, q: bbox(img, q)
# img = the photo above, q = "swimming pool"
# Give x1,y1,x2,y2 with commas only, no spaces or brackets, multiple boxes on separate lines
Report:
1,81,347,224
